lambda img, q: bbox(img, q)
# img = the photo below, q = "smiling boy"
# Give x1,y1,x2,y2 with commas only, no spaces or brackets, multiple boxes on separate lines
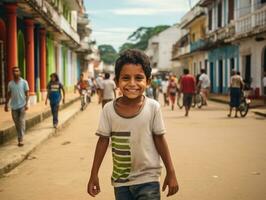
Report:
87,49,178,199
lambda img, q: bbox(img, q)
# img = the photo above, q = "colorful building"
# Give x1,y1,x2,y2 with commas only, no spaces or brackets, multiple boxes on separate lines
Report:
0,0,94,105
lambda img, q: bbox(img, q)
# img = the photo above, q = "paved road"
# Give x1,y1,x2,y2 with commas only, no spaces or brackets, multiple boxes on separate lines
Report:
0,97,265,200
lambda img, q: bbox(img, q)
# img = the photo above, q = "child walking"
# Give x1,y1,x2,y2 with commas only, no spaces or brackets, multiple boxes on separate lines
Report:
45,73,65,128
87,49,178,199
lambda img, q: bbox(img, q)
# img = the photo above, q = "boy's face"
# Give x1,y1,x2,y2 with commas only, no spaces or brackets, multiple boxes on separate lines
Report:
116,64,150,99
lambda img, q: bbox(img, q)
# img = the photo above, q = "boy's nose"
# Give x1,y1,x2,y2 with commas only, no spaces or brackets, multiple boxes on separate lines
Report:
129,78,136,85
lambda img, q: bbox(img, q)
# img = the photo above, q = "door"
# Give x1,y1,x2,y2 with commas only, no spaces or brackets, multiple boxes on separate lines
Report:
219,60,223,93
210,62,214,92
245,55,251,88
0,41,5,104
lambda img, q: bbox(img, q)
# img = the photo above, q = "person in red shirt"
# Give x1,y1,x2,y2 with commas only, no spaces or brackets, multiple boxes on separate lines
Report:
180,69,196,117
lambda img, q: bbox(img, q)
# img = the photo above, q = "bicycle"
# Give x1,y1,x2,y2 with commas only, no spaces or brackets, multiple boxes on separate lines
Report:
239,90,251,117
191,92,203,108
177,92,183,109
80,89,89,111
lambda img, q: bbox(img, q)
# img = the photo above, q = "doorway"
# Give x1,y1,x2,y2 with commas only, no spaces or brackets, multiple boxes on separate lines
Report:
218,60,223,93
210,62,214,92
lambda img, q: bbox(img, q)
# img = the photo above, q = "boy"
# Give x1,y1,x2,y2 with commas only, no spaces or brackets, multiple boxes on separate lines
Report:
87,49,179,199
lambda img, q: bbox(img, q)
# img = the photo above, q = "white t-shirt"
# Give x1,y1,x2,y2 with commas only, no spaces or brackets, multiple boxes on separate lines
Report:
96,97,166,187
199,73,210,89
95,77,103,89
161,80,168,94
263,77,266,87
102,79,116,100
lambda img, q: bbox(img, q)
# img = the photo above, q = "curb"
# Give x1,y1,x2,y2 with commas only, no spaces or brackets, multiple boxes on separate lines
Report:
0,97,79,145
209,98,266,117
0,103,81,176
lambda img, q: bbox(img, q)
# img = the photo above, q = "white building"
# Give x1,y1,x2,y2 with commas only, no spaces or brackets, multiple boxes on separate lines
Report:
145,24,183,72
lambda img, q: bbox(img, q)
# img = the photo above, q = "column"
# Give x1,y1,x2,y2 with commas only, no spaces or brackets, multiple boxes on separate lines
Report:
5,3,17,82
24,19,35,96
39,28,46,94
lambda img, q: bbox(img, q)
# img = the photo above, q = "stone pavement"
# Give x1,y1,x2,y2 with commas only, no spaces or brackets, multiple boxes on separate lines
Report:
0,99,81,176
0,93,80,145
209,94,266,117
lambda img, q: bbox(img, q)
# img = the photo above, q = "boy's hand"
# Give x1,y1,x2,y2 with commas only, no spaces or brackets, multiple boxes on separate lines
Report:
87,176,101,197
162,172,179,197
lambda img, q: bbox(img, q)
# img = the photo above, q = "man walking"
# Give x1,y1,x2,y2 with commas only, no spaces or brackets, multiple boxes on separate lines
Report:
180,69,196,117
101,73,116,108
4,67,29,146
197,69,210,105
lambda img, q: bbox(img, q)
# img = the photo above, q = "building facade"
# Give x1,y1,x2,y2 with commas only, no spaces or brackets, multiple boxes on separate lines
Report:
0,0,94,105
145,24,183,72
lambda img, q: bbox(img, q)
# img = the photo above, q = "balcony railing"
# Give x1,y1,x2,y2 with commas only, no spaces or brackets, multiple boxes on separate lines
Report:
236,4,266,34
29,0,80,44
190,39,207,52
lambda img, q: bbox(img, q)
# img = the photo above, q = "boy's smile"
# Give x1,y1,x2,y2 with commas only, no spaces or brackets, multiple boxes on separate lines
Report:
117,64,150,99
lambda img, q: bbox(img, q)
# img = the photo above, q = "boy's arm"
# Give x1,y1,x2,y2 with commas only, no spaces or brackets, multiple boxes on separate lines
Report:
153,134,179,197
88,136,110,197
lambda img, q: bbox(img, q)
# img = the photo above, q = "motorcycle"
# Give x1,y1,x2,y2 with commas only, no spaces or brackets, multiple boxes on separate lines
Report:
239,90,251,117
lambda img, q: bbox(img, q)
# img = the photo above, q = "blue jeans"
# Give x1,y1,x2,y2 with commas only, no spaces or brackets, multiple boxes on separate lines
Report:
114,182,160,200
50,103,59,125
11,107,26,142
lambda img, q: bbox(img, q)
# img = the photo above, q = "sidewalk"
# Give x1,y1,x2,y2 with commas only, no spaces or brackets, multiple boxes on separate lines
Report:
0,99,81,176
209,94,266,117
0,93,80,145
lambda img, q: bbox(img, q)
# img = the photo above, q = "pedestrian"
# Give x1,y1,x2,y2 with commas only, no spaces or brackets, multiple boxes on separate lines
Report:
197,69,210,106
151,76,159,100
4,66,29,147
87,49,179,200
161,77,169,106
167,77,178,110
228,70,244,118
263,72,266,104
101,72,116,108
95,74,103,104
180,69,196,117
45,73,65,128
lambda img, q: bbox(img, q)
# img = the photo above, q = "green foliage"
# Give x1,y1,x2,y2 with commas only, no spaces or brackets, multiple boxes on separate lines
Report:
98,44,118,64
119,25,170,53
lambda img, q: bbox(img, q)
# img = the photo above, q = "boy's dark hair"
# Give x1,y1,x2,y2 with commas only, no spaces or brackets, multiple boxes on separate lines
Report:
183,68,189,75
115,49,151,81
50,73,59,82
104,72,110,79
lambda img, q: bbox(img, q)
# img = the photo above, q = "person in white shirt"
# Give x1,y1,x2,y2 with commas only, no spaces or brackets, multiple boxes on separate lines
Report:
101,72,116,108
161,77,169,106
197,69,210,105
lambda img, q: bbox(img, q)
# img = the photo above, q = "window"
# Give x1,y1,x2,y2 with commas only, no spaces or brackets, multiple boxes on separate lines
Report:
228,0,234,22
208,9,212,30
218,1,222,27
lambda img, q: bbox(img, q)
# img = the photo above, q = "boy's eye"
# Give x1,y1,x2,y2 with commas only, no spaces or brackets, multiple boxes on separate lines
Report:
135,75,145,80
121,76,130,80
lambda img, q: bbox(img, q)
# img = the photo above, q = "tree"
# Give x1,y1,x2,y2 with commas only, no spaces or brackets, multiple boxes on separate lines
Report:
119,25,170,52
98,44,118,64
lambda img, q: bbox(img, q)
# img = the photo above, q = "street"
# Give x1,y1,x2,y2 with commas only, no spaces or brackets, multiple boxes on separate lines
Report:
0,97,266,200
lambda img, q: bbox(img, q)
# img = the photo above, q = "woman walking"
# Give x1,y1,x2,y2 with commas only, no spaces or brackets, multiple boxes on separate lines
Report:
167,77,178,110
45,73,65,128
228,70,244,118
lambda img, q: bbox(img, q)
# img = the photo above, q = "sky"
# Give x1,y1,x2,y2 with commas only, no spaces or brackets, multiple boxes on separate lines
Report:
85,0,199,51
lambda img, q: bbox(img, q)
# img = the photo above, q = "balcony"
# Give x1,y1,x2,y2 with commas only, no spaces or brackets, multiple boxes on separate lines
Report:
172,44,191,60
78,13,90,25
235,3,266,35
190,39,207,52
25,0,80,44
